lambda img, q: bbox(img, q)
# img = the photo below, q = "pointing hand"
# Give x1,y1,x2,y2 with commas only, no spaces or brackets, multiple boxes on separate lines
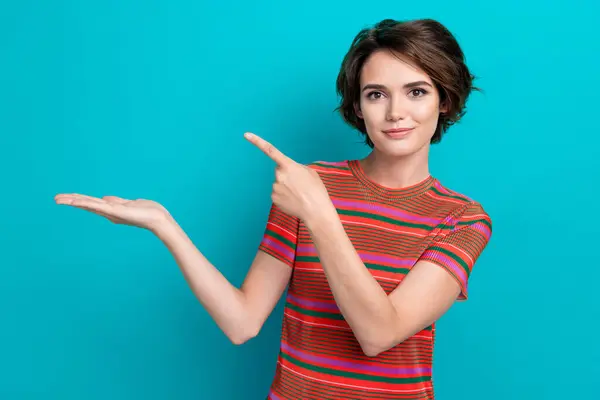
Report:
244,132,332,222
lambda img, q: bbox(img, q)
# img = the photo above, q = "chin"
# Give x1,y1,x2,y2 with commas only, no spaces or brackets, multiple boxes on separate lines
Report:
371,136,428,158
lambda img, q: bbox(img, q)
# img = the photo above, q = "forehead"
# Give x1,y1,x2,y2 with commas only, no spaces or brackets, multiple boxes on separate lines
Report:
360,50,432,86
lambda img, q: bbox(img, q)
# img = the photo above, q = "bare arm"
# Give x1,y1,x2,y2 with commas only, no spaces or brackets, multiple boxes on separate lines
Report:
304,209,460,357
239,134,462,355
54,193,292,346
155,215,292,345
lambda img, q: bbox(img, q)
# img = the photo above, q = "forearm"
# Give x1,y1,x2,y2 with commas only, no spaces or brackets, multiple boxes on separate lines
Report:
305,208,401,356
152,215,256,344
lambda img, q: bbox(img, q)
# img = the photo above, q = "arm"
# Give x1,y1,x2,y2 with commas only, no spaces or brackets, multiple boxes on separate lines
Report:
304,209,459,357
154,214,292,345
240,133,490,356
55,189,294,346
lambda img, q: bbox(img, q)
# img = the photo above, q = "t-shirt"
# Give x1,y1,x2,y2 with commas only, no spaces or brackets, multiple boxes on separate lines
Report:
259,159,492,400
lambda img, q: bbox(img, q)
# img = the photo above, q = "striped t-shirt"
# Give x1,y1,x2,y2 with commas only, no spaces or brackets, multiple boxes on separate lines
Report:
259,159,492,400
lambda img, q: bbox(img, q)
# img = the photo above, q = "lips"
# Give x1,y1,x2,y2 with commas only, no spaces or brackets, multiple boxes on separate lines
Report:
383,128,414,133
383,127,414,139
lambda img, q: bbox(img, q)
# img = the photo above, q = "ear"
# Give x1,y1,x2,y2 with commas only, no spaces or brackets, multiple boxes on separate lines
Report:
354,102,363,119
439,100,449,115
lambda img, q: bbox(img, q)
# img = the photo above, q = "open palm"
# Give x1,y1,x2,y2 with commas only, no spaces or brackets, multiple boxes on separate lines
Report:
54,193,169,230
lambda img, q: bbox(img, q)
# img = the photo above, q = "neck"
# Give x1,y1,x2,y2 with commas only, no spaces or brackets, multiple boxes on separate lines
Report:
360,145,431,189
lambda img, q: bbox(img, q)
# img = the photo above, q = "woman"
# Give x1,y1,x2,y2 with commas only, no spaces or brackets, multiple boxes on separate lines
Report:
56,18,492,400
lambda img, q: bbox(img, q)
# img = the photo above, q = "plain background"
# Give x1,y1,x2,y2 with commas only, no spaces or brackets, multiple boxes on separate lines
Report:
1,1,598,399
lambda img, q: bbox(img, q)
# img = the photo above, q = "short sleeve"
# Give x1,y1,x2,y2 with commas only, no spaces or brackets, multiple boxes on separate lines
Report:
258,202,300,268
418,202,492,300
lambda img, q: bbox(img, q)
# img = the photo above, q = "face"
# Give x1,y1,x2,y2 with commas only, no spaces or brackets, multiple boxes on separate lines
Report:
356,49,447,157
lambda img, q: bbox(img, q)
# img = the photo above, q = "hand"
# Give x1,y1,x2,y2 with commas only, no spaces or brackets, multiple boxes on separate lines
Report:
54,194,170,232
244,132,334,223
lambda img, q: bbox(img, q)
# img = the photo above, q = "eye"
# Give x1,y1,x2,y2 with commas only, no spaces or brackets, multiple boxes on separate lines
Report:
409,88,428,98
366,91,384,100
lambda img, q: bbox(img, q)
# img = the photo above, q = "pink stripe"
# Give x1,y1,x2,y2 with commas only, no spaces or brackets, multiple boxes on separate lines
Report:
261,237,294,261
332,198,442,225
433,181,450,194
297,245,415,267
471,221,492,240
315,160,348,166
287,293,339,312
282,341,431,376
269,390,282,400
422,250,468,285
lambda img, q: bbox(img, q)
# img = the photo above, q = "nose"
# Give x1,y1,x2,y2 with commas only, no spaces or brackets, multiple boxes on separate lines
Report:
386,96,406,122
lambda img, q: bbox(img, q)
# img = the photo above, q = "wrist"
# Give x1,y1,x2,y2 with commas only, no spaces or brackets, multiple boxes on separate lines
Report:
149,211,178,239
304,202,339,231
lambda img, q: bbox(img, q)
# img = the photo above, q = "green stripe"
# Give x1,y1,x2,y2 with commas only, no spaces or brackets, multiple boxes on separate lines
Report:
297,256,410,275
286,302,346,320
365,263,410,274
286,291,433,333
265,230,294,249
311,162,349,172
296,256,320,263
482,219,492,230
428,246,470,277
337,209,438,230
457,218,492,230
430,186,470,202
281,352,431,384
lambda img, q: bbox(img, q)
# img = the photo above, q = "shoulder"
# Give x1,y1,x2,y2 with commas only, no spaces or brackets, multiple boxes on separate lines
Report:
305,160,353,177
434,180,492,231
306,160,350,171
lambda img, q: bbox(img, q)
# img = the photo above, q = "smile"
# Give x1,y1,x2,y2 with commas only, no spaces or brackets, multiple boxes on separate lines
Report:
382,127,414,139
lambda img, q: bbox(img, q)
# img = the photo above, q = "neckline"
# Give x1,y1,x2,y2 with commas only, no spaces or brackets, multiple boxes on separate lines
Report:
347,159,436,200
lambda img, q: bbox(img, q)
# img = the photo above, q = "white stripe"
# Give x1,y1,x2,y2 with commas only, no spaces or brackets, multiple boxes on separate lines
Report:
267,222,297,239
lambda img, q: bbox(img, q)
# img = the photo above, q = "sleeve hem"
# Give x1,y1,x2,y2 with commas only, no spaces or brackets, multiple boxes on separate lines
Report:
258,244,294,268
418,256,468,301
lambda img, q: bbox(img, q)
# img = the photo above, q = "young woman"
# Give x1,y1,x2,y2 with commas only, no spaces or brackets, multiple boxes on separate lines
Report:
55,18,492,400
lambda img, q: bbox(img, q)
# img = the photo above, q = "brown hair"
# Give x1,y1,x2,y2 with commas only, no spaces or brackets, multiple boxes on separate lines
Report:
335,18,479,147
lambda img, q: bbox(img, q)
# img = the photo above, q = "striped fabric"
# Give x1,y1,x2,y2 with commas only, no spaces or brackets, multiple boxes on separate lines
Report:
259,159,492,400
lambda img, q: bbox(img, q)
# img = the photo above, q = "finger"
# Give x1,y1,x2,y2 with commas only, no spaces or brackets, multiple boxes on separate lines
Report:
244,132,292,166
54,195,103,206
61,198,124,222
102,196,130,205
55,193,103,205
275,168,284,183
71,199,110,211
59,197,117,217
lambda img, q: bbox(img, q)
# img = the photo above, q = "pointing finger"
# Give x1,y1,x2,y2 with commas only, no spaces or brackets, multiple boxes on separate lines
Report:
244,132,292,166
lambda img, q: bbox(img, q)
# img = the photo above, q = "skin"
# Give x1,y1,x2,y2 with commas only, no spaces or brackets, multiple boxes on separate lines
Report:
357,49,448,188
54,49,461,356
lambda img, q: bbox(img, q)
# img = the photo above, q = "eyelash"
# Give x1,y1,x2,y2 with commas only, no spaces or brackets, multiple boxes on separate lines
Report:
366,88,428,100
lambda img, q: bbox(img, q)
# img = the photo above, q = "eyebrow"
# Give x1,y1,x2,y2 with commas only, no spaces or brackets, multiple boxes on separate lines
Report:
361,81,433,92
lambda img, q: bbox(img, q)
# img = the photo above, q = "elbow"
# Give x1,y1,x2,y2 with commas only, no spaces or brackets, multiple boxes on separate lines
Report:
359,334,402,357
228,322,261,346
230,334,252,346
361,343,388,358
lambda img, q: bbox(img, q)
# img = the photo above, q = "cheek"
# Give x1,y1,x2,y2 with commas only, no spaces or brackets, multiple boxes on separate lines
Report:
412,101,440,123
361,102,386,124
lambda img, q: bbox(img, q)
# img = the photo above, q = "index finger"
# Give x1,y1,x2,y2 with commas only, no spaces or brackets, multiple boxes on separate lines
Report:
244,132,291,166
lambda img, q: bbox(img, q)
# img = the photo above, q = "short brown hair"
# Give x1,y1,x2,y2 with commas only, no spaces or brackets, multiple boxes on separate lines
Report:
335,18,479,146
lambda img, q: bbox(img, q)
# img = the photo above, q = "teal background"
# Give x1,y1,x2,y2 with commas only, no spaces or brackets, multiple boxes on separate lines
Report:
1,1,598,399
